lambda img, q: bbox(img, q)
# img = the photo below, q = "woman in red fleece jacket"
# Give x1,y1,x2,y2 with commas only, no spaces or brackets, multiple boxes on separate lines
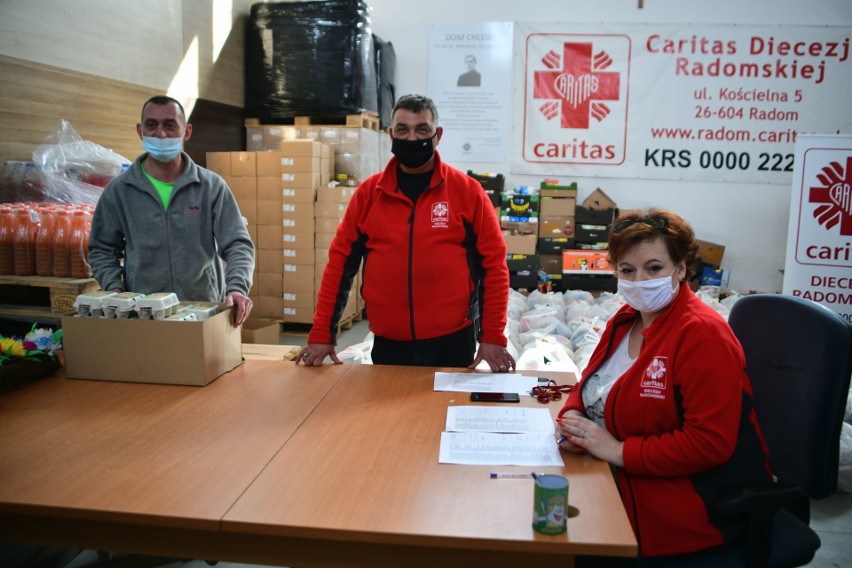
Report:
557,208,772,566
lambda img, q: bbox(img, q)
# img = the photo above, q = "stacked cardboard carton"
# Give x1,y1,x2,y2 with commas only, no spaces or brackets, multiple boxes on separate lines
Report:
314,183,360,322
207,141,329,323
537,181,577,292
208,124,381,326
248,124,381,184
562,188,618,292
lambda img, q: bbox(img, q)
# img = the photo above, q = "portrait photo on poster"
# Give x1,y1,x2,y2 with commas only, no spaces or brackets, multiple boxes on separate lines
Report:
457,54,481,87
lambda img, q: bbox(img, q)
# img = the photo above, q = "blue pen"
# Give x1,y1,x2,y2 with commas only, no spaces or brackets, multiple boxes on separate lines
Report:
556,436,567,445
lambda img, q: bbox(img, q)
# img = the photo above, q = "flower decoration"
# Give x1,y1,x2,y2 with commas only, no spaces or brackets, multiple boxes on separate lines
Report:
0,324,63,389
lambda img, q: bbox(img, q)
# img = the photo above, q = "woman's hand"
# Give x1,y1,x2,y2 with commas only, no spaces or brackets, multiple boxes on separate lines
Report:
558,414,625,467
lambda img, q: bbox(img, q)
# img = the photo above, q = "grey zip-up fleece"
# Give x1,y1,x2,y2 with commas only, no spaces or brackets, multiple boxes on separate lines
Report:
88,153,255,302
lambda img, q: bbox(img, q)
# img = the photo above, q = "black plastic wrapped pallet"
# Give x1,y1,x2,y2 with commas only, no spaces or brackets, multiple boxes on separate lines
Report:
245,0,378,122
373,34,396,130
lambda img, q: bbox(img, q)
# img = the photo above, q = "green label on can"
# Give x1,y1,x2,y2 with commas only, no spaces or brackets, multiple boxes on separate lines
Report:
532,474,569,535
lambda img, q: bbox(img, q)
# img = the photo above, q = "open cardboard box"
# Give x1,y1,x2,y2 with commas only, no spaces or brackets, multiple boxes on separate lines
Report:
241,318,281,345
62,307,242,386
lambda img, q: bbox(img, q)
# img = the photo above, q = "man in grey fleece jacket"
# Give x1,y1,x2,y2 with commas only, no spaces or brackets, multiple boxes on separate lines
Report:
88,95,255,326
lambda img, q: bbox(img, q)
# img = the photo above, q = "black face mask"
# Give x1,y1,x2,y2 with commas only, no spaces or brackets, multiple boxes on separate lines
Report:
391,132,437,169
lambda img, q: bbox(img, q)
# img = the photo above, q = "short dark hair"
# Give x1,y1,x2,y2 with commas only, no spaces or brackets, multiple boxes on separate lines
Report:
141,95,186,123
608,207,700,279
392,94,439,124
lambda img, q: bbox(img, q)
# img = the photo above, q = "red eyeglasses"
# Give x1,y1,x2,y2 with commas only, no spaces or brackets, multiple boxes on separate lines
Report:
530,380,575,404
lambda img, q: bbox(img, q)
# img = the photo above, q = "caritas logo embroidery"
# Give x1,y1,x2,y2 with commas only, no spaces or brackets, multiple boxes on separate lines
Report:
809,156,852,236
431,201,449,229
640,356,668,400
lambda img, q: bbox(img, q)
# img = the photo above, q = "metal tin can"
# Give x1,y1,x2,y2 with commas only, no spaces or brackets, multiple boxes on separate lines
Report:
532,474,569,535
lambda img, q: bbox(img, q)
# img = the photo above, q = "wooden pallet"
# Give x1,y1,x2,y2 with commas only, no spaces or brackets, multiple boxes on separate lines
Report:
0,274,100,325
245,112,380,132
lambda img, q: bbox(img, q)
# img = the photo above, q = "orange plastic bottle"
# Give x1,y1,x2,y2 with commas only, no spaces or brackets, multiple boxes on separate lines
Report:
35,207,55,276
13,206,37,276
69,210,91,279
52,209,72,278
0,206,15,275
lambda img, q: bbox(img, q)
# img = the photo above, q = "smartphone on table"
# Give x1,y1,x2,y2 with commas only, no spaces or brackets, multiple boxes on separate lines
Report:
470,392,521,403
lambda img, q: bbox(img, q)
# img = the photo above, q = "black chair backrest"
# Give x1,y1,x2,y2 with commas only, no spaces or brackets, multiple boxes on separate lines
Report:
728,294,852,499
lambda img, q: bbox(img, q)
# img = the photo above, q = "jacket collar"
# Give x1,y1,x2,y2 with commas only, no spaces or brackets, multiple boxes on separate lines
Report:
376,150,446,196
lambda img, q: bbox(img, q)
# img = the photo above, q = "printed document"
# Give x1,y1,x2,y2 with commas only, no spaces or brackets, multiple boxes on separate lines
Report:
446,406,555,433
433,372,541,395
439,432,564,466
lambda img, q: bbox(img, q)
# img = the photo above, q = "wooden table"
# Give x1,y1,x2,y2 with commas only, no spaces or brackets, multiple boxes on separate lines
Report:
0,363,637,567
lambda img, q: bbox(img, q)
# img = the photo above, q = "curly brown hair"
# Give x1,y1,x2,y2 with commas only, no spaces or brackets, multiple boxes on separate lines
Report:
607,208,699,280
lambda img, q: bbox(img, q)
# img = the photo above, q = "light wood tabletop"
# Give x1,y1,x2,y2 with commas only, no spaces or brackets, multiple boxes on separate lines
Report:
221,365,637,567
0,360,348,549
0,362,637,567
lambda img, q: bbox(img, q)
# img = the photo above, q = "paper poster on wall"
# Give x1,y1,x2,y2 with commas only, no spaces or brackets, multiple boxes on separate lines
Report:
782,134,852,323
513,23,852,184
428,22,513,163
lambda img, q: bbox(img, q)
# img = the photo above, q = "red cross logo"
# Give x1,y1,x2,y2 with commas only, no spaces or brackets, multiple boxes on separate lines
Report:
533,42,620,129
809,156,852,236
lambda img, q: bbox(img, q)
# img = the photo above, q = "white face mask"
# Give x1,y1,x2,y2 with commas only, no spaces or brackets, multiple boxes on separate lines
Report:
617,267,679,313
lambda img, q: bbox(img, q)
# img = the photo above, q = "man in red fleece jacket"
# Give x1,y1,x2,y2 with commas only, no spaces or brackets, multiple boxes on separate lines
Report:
297,94,514,372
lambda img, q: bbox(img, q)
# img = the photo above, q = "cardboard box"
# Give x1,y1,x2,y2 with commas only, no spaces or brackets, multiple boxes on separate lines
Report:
317,184,355,203
282,307,315,323
506,253,536,272
282,186,317,204
562,250,613,274
575,206,616,225
280,139,322,157
696,239,726,267
282,224,316,249
314,201,348,219
257,224,283,249
501,194,539,219
582,188,617,210
253,295,283,319
62,309,242,386
539,216,575,238
257,200,283,225
256,272,284,297
206,152,231,177
315,231,336,250
231,152,257,177
229,177,257,201
510,270,538,290
538,237,574,255
539,254,563,274
257,249,284,273
503,234,537,255
282,247,315,265
257,176,283,201
238,198,258,226
241,318,280,345
282,171,320,188
539,187,577,217
575,223,611,243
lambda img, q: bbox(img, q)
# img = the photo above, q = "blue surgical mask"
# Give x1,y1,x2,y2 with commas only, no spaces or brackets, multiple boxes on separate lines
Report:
142,136,183,163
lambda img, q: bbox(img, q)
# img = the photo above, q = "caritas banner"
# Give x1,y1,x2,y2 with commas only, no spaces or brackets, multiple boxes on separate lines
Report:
783,134,852,323
513,23,852,184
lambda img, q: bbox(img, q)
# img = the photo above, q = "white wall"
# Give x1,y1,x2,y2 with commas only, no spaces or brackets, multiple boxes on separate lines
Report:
367,0,852,293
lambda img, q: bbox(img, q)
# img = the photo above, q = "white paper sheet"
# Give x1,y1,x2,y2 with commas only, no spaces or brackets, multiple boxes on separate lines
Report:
446,406,555,434
433,372,542,395
439,432,565,466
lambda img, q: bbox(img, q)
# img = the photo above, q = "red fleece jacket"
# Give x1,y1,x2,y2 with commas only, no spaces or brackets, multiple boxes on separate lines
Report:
559,284,772,557
308,151,509,346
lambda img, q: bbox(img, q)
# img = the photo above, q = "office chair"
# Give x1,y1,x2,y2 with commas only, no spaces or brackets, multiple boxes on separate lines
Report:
700,293,852,568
